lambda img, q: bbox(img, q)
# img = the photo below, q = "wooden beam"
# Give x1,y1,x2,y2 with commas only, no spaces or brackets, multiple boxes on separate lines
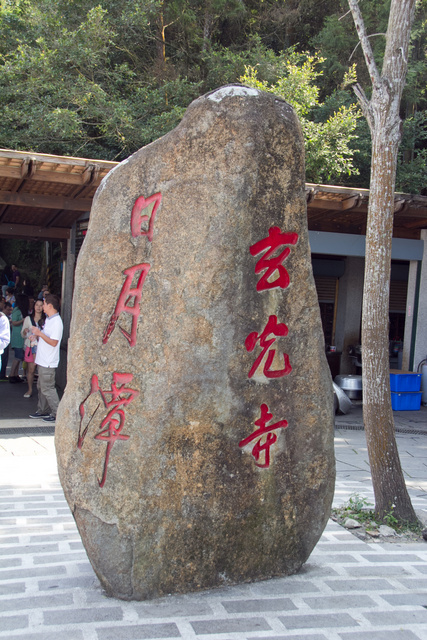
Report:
308,198,344,211
396,217,427,229
394,207,427,219
0,163,105,187
341,195,364,211
308,197,369,213
0,223,70,240
0,190,92,211
0,148,117,169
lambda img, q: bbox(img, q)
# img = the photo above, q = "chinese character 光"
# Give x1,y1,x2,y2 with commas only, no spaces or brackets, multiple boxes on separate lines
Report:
245,314,292,379
103,263,151,347
239,403,288,468
78,372,139,487
250,227,298,291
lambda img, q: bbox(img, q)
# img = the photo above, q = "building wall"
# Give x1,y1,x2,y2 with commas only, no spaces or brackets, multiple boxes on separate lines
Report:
335,257,364,375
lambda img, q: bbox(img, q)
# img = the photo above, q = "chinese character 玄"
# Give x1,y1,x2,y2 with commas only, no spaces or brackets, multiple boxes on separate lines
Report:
250,226,298,291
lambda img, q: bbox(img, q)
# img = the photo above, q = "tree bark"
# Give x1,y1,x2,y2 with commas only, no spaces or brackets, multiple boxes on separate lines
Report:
348,0,418,523
156,10,167,77
202,11,214,52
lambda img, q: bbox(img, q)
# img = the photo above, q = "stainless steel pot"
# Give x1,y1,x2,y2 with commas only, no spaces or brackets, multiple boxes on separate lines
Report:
334,374,363,400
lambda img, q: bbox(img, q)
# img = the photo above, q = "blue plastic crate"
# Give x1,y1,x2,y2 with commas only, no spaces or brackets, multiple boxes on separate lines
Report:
390,370,422,393
391,391,422,411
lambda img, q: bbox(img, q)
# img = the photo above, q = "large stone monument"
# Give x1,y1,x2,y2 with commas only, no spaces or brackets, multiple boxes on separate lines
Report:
56,85,335,600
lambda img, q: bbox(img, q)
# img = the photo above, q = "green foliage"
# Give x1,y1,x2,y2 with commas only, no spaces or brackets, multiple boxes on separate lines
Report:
396,111,427,194
0,0,425,191
241,51,361,183
332,493,423,535
0,3,202,159
313,0,427,192
383,504,399,528
347,493,373,513
0,239,45,292
241,50,323,118
313,0,391,95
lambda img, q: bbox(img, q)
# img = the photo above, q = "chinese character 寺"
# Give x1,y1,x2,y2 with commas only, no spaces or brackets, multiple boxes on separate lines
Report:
78,372,139,487
103,263,151,347
239,403,288,468
245,314,292,379
130,193,162,242
250,226,298,291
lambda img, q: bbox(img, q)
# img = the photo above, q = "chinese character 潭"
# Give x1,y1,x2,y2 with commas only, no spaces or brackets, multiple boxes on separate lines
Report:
239,403,288,468
245,314,292,379
130,192,162,242
78,372,139,487
250,226,298,291
103,263,151,347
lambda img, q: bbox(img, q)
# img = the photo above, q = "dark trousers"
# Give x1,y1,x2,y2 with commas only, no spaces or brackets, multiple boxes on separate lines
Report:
0,344,9,378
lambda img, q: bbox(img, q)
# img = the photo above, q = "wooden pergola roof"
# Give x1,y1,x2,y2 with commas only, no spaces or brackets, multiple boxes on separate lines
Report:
0,148,426,242
306,183,427,240
0,149,116,241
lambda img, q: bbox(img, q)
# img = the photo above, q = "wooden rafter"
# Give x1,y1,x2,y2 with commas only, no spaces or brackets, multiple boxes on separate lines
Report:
0,190,92,212
0,149,425,242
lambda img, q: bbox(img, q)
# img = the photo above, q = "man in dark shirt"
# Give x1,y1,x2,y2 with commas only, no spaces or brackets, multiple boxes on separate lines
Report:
11,264,20,290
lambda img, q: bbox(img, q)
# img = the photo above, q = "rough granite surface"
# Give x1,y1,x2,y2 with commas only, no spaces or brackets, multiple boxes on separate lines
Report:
55,84,335,600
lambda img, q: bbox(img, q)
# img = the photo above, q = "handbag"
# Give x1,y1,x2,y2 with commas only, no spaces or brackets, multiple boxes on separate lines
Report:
24,346,35,363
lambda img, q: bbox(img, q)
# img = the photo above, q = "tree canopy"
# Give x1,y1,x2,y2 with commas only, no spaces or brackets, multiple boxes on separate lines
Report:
0,0,425,192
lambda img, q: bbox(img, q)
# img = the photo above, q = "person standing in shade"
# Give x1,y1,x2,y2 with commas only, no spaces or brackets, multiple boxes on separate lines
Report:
21,298,46,398
11,264,20,291
0,301,12,380
29,294,63,423
9,293,28,383
0,309,10,372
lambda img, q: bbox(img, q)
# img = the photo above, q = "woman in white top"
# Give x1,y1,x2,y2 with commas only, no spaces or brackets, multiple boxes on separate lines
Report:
21,299,45,398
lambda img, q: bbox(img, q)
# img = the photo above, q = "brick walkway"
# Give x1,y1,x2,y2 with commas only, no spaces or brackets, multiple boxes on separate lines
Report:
1,380,427,639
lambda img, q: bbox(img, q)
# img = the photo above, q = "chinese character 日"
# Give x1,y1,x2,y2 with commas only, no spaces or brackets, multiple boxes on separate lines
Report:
250,227,298,291
245,314,292,379
103,263,151,347
78,372,139,487
239,403,288,468
130,192,162,242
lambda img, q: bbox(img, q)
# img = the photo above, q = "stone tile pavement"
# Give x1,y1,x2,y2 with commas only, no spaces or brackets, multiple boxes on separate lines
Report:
1,381,427,639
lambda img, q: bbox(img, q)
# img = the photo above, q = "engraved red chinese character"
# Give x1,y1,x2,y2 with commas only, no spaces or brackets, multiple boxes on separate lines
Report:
239,403,288,468
250,227,298,291
78,372,139,487
130,192,162,242
103,263,151,347
245,314,292,379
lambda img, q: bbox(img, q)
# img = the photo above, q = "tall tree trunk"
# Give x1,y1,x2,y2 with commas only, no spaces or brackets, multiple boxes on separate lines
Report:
156,10,167,76
348,0,418,523
202,11,214,52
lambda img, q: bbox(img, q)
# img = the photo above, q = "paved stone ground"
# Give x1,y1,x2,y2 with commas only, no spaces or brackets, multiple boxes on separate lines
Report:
1,380,427,639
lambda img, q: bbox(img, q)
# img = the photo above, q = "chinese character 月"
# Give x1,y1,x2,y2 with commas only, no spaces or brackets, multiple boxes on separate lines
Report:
103,263,151,347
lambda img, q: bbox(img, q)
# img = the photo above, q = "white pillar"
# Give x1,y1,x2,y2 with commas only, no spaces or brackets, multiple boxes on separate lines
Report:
402,260,418,371
412,229,427,370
